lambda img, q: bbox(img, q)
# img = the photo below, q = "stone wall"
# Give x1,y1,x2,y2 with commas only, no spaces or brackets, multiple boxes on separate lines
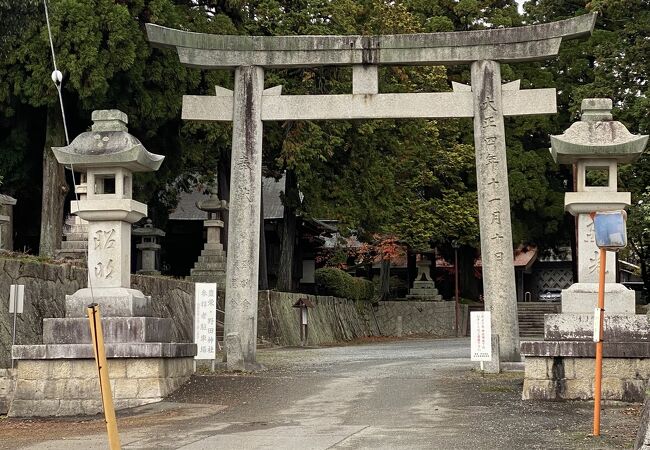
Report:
131,274,196,343
0,257,86,368
374,301,468,337
1,257,463,367
257,291,379,346
0,256,197,368
0,368,15,414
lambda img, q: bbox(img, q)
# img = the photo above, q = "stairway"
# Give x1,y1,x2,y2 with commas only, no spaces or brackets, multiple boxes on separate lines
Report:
518,302,560,339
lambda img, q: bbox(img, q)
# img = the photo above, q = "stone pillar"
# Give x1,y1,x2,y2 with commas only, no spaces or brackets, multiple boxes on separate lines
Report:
0,194,16,251
224,66,264,368
471,60,519,361
0,214,8,250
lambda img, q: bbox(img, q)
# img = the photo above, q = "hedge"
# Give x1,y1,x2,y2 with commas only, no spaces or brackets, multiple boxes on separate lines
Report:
314,267,375,302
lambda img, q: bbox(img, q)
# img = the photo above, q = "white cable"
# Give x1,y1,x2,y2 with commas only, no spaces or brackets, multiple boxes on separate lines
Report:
43,0,95,301
43,0,70,146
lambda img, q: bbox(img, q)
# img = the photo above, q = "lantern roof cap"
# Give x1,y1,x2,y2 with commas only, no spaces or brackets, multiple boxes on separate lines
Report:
52,109,164,172
550,98,648,164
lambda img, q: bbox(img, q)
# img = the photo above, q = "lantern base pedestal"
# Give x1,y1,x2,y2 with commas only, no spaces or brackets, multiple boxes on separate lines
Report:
561,283,636,314
64,287,153,318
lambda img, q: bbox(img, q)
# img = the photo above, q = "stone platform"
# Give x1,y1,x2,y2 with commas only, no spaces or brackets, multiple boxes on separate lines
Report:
9,357,193,417
521,313,650,402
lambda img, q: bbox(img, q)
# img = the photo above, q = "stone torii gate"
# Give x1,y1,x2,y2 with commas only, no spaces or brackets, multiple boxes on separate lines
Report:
147,13,596,368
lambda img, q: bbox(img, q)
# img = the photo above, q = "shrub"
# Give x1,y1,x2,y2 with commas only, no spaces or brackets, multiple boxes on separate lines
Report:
315,267,375,302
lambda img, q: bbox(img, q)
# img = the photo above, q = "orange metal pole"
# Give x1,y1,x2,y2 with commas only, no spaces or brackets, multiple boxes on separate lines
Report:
593,248,606,437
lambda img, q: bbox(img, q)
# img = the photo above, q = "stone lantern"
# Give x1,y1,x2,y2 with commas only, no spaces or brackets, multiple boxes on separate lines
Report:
189,186,228,286
550,98,648,314
10,110,196,417
133,219,165,275
521,99,649,402
51,109,162,314
406,255,442,301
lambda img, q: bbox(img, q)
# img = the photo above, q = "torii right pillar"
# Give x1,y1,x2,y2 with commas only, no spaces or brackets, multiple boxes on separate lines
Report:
471,60,520,362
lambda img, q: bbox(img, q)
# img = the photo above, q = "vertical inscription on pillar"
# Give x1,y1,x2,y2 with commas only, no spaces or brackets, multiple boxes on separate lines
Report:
93,228,116,279
577,214,615,283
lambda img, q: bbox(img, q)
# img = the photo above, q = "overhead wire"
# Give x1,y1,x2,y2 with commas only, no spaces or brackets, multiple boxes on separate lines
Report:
43,0,95,300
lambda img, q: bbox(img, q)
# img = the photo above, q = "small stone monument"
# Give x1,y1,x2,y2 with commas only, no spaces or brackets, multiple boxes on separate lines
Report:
521,99,649,401
0,194,16,251
10,110,196,417
406,256,443,301
188,186,228,286
133,219,165,275
56,174,89,261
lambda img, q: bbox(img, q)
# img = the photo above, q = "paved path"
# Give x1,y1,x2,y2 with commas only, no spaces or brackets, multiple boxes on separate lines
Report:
0,338,640,449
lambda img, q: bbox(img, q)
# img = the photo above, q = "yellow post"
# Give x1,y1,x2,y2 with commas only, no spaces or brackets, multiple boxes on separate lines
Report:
593,249,606,437
87,304,121,450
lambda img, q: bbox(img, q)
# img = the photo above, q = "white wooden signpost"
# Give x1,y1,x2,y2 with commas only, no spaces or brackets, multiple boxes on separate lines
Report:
471,311,492,369
194,282,218,367
9,284,25,368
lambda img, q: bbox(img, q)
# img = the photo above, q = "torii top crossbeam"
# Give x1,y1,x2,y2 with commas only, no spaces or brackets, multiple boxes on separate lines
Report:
146,14,595,69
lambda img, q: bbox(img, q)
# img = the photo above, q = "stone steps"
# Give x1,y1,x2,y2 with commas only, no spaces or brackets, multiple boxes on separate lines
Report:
187,273,227,284
60,240,88,250
192,263,227,272
63,232,87,241
55,249,87,260
198,255,226,264
518,302,560,338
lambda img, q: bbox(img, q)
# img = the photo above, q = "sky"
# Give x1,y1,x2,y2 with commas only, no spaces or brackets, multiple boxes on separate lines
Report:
516,0,527,14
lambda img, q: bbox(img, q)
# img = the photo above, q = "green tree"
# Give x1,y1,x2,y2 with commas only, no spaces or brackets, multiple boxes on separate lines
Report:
0,0,233,253
524,0,650,288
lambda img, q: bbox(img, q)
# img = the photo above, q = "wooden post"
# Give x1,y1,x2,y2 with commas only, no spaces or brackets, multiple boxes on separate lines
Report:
87,304,121,450
593,248,606,436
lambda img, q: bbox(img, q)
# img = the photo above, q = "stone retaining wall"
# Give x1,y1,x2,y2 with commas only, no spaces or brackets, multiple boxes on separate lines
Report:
257,291,379,346
0,257,197,368
374,301,468,337
0,257,86,368
1,256,462,365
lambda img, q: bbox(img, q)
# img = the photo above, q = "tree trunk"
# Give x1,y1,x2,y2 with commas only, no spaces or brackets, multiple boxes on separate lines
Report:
460,246,479,300
277,169,298,292
379,258,391,300
218,156,230,250
407,250,417,289
39,107,68,257
259,179,268,290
